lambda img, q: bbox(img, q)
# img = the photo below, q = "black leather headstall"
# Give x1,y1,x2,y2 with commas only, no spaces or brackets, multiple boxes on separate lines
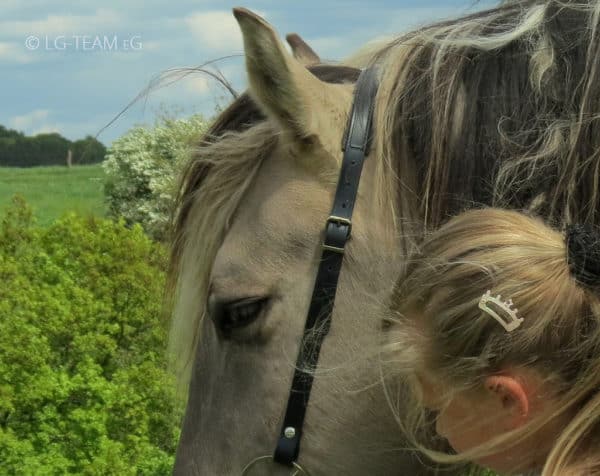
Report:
273,66,379,467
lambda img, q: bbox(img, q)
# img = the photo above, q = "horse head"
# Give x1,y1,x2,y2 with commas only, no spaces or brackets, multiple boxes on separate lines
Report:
168,8,444,476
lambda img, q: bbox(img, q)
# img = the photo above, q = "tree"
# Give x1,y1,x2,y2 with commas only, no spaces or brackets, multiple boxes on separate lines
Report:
0,126,107,167
25,132,71,166
72,136,106,165
103,114,208,241
0,196,183,474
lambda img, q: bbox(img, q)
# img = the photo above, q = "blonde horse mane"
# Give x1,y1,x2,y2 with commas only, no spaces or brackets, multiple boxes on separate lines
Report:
372,0,600,231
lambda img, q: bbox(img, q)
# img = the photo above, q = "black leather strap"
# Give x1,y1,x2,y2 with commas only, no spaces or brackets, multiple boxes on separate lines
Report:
273,66,379,466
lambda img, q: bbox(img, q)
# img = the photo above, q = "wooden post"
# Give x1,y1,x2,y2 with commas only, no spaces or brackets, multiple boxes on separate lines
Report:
66,149,72,168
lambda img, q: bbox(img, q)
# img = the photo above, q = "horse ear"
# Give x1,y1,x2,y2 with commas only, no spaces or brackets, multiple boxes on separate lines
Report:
286,33,321,65
232,8,351,153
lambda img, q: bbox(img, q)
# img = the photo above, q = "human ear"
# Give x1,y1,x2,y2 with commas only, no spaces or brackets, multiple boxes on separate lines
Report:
484,375,530,428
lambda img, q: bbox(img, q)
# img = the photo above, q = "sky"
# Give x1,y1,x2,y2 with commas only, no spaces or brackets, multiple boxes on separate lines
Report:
0,0,494,146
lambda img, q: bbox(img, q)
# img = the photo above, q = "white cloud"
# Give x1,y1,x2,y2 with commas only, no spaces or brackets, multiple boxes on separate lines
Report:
0,9,121,38
140,40,161,52
7,109,113,141
0,1,497,145
300,36,349,60
185,76,211,95
0,41,34,63
0,0,50,13
9,109,51,131
31,124,61,135
9,109,63,138
183,64,243,96
185,10,266,53
287,6,482,63
384,6,467,32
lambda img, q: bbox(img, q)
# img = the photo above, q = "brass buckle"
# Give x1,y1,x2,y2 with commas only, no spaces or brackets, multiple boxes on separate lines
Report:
322,215,352,254
322,243,345,253
326,215,352,234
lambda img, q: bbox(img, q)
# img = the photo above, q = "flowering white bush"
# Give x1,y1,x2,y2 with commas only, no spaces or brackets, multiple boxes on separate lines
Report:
103,115,208,241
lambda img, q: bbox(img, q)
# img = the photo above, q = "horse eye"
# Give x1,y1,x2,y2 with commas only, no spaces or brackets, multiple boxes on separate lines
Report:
210,297,269,337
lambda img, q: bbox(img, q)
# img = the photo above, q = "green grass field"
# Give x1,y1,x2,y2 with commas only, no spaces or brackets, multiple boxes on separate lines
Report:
0,164,106,226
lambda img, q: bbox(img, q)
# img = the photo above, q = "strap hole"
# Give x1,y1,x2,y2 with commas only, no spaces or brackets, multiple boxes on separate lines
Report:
342,203,347,208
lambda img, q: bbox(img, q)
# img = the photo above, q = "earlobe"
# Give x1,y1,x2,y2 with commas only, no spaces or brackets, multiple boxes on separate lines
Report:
485,375,530,428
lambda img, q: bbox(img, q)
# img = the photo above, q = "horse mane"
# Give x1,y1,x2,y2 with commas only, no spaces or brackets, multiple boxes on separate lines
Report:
168,0,600,382
372,0,600,233
167,65,361,381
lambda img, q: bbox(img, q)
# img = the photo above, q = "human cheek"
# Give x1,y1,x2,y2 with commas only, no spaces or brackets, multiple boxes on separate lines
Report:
435,404,474,454
416,374,443,410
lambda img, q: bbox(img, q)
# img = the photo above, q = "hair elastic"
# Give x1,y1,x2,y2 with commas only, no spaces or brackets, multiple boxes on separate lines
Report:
566,224,600,288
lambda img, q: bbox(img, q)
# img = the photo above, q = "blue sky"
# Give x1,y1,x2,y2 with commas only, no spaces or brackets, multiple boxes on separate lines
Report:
1,0,493,145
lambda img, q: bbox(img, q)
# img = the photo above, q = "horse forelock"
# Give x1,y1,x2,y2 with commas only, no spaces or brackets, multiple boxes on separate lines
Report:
167,64,362,386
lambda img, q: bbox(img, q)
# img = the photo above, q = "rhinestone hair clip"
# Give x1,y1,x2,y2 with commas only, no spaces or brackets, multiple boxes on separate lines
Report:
478,290,523,332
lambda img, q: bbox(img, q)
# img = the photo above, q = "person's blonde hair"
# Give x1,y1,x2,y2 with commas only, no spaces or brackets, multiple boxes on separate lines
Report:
384,208,600,476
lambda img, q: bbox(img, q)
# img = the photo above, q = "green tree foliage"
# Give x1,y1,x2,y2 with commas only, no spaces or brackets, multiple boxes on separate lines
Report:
0,126,106,167
71,136,106,165
0,196,183,474
103,115,207,242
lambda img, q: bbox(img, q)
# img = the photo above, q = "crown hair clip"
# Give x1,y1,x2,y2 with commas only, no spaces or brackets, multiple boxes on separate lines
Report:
478,290,523,332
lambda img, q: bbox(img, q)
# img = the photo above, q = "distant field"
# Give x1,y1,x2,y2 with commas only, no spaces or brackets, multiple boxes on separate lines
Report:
0,164,106,226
